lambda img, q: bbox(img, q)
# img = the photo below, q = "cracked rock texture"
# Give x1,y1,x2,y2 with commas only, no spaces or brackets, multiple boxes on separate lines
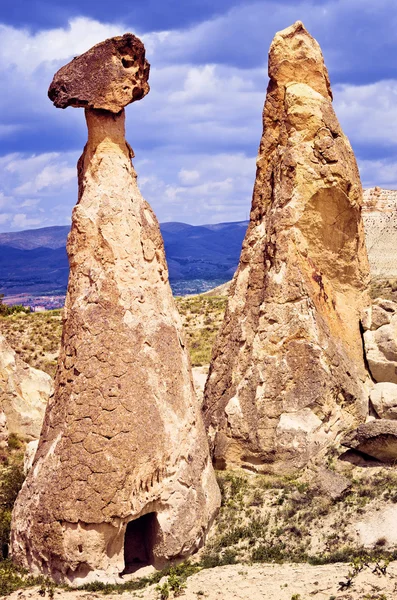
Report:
0,333,52,440
11,36,219,585
203,21,371,475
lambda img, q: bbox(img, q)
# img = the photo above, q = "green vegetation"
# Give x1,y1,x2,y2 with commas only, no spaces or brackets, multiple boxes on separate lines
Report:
0,439,25,561
0,295,30,317
200,470,397,568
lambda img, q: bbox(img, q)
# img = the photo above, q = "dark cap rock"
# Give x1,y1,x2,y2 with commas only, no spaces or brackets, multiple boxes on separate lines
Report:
48,33,150,113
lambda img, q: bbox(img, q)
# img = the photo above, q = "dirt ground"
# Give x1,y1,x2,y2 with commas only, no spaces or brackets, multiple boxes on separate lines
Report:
4,561,397,600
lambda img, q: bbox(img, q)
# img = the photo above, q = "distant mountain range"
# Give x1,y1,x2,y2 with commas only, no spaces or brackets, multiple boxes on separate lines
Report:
0,221,248,297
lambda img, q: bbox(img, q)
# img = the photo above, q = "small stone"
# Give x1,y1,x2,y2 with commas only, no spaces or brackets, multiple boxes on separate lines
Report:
315,468,351,500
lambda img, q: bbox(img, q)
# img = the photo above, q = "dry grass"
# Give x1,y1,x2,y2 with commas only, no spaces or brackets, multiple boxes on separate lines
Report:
0,310,62,377
175,295,227,366
199,469,397,568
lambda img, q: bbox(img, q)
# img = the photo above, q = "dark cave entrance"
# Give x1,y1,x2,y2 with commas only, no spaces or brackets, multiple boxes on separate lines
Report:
122,512,158,574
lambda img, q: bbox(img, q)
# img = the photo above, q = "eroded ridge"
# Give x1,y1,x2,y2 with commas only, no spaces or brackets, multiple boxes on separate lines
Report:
203,21,372,474
11,35,220,584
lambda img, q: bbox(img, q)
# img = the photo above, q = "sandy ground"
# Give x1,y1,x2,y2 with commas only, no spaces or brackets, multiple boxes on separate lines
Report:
4,561,397,600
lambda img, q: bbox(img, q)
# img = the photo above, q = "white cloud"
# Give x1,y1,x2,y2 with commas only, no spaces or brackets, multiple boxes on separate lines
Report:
359,158,397,190
12,213,43,229
334,80,397,148
0,213,11,225
179,169,200,184
137,151,255,224
0,18,124,73
0,9,397,234
0,152,78,232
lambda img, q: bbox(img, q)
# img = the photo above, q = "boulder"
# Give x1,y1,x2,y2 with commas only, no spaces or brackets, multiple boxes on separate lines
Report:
12,34,220,585
363,299,397,383
342,420,397,462
203,21,371,474
370,382,397,419
0,333,53,440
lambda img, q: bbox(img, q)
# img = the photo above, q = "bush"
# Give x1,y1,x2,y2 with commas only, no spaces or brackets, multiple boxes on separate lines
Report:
0,295,30,316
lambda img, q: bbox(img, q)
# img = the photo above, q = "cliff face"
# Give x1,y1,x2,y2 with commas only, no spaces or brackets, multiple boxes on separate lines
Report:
203,21,371,474
11,35,220,584
362,187,397,280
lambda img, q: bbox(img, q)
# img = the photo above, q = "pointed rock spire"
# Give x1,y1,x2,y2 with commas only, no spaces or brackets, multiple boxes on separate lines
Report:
203,22,371,474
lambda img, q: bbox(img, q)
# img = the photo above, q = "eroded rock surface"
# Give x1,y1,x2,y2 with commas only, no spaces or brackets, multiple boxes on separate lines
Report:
342,420,397,462
12,35,220,585
0,333,52,440
48,34,150,112
363,187,397,279
362,298,397,383
370,382,397,419
203,22,371,474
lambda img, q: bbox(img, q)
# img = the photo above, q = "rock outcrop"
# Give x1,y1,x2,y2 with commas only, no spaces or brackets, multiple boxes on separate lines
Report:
342,420,397,463
12,34,220,584
370,383,397,419
0,333,53,440
363,187,397,279
203,21,371,474
362,298,397,383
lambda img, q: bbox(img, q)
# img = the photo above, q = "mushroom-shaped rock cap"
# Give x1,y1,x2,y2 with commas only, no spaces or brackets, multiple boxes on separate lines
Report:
48,33,150,113
269,21,332,100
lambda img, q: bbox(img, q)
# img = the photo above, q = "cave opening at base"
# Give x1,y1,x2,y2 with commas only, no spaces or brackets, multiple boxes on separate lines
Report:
122,512,158,575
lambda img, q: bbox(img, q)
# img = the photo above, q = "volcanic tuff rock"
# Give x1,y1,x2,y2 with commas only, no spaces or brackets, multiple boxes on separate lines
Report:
362,298,397,383
342,420,397,463
362,187,397,279
48,34,150,113
203,21,371,474
0,333,53,440
12,34,220,584
370,382,397,419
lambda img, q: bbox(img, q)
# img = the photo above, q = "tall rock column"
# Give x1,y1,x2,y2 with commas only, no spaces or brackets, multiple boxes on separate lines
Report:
203,22,371,474
11,34,220,584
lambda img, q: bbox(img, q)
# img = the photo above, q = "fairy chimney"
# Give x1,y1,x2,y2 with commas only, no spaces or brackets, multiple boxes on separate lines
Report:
11,34,220,584
203,22,372,474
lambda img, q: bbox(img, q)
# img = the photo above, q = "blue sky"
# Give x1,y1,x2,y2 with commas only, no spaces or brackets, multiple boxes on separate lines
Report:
0,0,397,231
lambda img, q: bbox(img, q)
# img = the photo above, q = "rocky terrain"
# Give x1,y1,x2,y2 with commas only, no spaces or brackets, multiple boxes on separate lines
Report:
363,187,397,280
1,19,397,600
204,20,371,474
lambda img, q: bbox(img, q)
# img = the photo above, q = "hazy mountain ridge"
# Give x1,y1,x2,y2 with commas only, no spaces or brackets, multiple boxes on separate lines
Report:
0,221,248,296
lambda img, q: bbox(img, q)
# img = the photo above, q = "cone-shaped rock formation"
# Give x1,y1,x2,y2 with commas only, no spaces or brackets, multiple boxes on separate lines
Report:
203,22,371,474
12,34,220,584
